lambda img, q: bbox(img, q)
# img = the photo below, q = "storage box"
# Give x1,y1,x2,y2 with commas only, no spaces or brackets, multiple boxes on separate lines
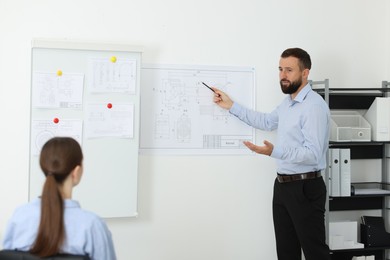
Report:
361,216,390,247
330,111,371,141
364,97,390,141
351,182,390,196
329,221,364,249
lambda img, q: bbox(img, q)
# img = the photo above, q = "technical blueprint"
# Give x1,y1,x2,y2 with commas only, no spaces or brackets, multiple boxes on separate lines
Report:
140,64,256,155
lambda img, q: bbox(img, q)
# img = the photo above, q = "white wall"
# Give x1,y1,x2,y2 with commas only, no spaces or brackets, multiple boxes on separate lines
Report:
388,0,390,80
0,0,389,259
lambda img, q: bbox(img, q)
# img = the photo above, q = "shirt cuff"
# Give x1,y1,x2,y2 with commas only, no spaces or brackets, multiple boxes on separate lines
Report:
229,102,240,116
270,145,283,159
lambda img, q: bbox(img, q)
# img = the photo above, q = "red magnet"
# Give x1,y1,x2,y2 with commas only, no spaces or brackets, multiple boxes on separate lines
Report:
53,117,59,124
107,103,113,109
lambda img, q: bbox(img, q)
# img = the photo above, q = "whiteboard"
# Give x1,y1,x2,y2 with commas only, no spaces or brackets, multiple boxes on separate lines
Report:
140,64,256,155
29,39,142,218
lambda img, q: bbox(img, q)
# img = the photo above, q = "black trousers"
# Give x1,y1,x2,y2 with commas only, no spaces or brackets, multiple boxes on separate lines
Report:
273,177,330,260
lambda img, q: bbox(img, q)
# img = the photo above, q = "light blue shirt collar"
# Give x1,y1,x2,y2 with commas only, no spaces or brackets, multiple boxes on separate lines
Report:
34,198,81,208
288,83,311,105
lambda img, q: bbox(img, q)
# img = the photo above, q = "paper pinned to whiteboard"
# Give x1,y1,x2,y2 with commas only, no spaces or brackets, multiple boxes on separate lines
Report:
87,57,136,94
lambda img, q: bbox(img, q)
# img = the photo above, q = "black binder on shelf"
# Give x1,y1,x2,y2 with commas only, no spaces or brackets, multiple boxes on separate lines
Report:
360,216,390,247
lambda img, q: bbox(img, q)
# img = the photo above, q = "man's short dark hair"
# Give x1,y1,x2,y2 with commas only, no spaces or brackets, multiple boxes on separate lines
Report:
281,48,311,71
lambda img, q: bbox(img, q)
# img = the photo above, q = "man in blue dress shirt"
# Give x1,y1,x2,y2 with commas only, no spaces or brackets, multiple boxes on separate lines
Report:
213,48,330,260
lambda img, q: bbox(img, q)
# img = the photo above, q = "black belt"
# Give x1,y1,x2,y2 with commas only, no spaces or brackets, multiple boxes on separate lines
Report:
277,171,321,183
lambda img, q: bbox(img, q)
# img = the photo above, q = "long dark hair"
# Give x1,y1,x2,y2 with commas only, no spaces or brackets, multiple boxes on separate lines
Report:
30,137,83,257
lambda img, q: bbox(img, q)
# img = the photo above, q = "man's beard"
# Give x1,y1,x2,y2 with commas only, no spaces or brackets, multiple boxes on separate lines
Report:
280,78,302,94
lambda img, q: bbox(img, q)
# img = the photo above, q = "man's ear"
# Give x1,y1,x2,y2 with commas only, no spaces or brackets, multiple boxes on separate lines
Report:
303,68,310,79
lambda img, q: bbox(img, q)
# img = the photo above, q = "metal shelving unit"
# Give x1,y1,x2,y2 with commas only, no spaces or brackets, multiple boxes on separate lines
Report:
312,80,390,260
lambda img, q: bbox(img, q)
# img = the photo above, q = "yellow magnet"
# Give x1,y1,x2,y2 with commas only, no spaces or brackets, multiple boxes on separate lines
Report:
56,70,63,76
110,56,117,63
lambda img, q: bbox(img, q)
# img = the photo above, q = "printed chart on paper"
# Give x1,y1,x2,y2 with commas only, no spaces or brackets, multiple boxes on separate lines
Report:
140,64,256,155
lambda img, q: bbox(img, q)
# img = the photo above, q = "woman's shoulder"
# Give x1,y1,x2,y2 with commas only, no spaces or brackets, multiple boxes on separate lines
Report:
64,199,107,227
11,198,41,217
